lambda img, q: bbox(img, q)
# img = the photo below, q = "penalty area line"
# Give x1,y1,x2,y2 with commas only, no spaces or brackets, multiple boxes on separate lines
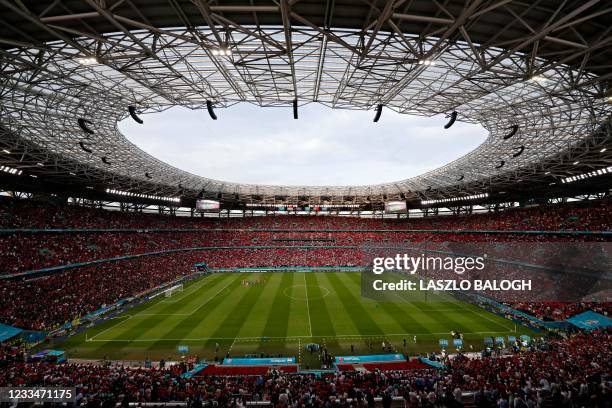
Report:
160,275,219,304
454,300,515,332
88,315,132,342
187,278,236,316
88,277,235,342
139,278,236,317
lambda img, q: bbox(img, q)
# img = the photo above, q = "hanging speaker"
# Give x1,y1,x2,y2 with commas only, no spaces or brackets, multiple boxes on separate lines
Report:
128,106,143,124
373,104,383,122
78,118,94,134
503,125,518,140
444,111,457,129
512,145,525,157
78,141,92,153
206,100,217,120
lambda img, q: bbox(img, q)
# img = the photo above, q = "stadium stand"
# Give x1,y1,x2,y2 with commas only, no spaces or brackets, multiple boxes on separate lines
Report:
1,197,611,275
509,302,610,321
1,198,611,330
0,330,609,406
0,198,610,407
1,197,611,231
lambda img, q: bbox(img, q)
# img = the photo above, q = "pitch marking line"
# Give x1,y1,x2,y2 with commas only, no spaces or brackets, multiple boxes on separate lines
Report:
186,278,236,316
90,278,236,341
228,337,237,353
302,273,313,337
283,284,329,301
135,278,236,318
160,277,212,303
136,313,191,316
88,315,132,341
87,330,512,342
382,278,514,332
452,299,515,332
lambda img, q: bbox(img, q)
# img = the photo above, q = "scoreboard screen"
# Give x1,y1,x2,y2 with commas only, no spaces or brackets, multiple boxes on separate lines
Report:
196,199,220,212
384,201,407,213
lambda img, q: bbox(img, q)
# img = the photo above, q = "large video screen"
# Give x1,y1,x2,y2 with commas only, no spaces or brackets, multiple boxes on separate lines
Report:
384,200,407,213
196,199,220,212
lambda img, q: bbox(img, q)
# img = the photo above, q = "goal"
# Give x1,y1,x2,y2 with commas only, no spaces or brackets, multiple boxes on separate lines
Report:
163,283,184,298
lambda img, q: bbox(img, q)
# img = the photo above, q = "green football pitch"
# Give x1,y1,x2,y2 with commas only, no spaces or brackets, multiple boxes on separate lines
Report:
60,272,532,368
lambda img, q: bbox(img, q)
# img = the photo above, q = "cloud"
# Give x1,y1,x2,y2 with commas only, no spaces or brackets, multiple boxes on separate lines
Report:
119,103,487,186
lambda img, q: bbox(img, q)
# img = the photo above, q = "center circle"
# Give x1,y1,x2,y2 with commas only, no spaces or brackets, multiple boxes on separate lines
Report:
283,284,330,301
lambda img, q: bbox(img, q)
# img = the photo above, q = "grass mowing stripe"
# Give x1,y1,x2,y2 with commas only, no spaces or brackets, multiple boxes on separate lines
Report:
135,275,227,317
89,274,223,339
109,274,232,339
233,273,283,337
410,296,490,335
424,310,476,334
342,272,431,335
284,273,311,339
307,273,339,349
143,273,245,354
356,270,504,335
201,273,271,354
367,295,432,336
345,271,482,339
126,274,238,356
157,274,221,304
259,273,294,345
325,273,385,337
83,274,226,358
322,273,393,354
61,272,533,362
453,301,514,332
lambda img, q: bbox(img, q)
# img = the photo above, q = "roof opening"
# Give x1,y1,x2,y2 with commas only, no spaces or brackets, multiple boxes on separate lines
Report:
120,103,487,186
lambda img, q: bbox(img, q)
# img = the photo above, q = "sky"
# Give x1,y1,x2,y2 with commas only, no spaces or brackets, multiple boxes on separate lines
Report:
119,103,487,186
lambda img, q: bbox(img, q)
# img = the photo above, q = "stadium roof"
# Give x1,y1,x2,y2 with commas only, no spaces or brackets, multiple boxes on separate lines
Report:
0,0,611,205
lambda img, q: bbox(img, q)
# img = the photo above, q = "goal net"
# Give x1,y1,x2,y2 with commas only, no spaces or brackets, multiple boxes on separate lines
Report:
163,283,184,297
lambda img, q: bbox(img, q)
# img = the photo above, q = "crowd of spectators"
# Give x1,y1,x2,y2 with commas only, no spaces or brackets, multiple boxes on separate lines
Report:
0,330,609,406
1,229,608,276
0,231,202,274
510,302,610,321
1,197,611,231
445,330,611,407
0,253,194,330
1,197,611,275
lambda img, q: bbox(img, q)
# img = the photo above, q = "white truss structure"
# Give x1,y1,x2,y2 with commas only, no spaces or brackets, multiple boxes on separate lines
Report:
0,0,611,205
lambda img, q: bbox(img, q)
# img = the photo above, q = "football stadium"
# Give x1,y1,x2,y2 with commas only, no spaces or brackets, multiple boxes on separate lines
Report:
0,1,611,406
